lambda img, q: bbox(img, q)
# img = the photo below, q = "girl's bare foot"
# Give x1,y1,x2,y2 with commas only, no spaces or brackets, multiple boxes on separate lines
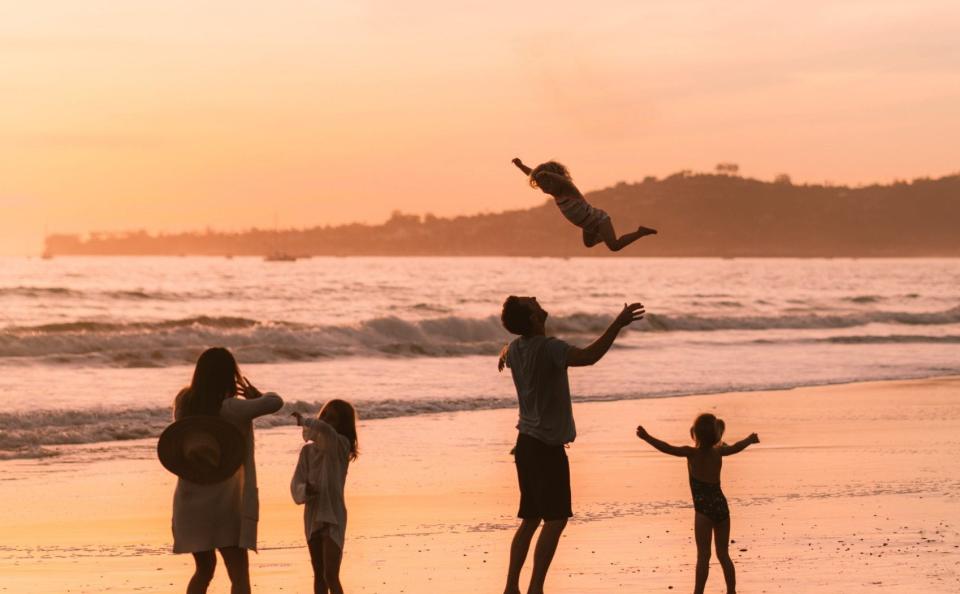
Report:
638,226,658,237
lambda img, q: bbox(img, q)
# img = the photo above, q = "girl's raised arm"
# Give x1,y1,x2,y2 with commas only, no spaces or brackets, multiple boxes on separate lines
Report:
512,157,532,176
719,433,760,456
636,425,694,457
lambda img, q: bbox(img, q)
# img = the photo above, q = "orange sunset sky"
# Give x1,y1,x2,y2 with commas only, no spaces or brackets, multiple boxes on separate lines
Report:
2,1,959,254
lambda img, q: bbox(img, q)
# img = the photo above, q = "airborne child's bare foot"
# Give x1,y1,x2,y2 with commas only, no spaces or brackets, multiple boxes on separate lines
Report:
637,225,658,238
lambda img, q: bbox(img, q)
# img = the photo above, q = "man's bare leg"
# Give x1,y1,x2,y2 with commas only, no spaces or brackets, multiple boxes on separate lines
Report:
527,518,567,594
504,518,540,594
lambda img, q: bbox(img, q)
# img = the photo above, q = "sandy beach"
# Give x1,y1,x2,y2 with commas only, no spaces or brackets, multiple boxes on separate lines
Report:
2,376,959,593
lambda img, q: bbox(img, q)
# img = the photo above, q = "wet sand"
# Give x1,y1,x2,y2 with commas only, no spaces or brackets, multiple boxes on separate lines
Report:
1,377,959,593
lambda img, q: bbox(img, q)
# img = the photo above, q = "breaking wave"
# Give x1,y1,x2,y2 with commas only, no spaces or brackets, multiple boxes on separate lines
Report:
1,305,958,368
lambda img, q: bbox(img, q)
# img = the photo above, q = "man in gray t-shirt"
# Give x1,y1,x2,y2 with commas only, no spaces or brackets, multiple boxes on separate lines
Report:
498,296,645,594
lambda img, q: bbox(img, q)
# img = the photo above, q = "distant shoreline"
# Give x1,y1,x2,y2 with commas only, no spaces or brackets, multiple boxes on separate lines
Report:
42,172,960,258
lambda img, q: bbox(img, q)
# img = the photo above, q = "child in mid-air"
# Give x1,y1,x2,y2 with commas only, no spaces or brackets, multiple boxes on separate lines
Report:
292,401,359,594
512,157,657,251
636,414,759,594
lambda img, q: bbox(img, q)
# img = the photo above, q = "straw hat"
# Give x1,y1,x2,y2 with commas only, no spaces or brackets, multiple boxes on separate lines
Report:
157,416,246,484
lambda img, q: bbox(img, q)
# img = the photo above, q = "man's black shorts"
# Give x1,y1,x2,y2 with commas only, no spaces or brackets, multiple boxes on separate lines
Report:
514,432,572,521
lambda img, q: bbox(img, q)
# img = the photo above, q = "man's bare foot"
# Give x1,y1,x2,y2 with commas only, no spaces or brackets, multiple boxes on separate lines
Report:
638,225,658,237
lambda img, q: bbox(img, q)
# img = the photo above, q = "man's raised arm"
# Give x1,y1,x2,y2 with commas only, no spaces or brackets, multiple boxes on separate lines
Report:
566,303,644,367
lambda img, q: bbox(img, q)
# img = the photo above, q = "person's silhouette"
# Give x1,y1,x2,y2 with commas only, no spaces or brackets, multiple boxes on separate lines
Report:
512,158,657,251
636,415,760,594
499,296,645,594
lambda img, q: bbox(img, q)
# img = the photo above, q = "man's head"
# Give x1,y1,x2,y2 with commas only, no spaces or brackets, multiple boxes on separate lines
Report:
501,295,548,336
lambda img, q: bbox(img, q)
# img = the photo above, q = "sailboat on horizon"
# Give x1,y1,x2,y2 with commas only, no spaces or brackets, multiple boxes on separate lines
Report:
264,212,299,262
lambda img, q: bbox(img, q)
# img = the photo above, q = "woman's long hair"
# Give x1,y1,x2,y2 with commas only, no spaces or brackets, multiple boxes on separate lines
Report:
174,347,241,419
320,399,359,461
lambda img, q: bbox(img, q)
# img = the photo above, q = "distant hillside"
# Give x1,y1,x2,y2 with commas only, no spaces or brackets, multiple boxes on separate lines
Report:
45,172,960,257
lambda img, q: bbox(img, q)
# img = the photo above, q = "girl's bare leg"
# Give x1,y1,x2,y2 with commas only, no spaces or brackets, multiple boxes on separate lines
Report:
505,518,540,594
596,218,657,252
322,534,345,594
218,547,250,594
528,518,567,594
693,513,713,594
187,551,216,594
309,531,328,594
582,228,603,248
714,520,736,594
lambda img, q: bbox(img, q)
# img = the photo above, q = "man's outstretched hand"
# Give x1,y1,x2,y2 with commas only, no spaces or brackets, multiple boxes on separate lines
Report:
615,303,645,329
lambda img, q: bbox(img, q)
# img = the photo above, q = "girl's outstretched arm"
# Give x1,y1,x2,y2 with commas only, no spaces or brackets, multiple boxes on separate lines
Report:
636,425,694,457
512,157,532,176
719,433,760,456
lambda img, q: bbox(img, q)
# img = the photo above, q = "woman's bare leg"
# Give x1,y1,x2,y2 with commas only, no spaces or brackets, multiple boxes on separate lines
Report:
309,531,328,594
505,518,540,594
693,513,713,594
322,534,345,594
218,547,251,594
187,551,216,594
714,520,736,593
596,218,657,252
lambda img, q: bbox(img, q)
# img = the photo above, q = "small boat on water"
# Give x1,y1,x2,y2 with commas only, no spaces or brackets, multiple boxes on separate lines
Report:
264,251,298,262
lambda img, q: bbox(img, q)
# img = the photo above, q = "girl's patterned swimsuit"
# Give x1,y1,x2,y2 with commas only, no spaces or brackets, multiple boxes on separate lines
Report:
689,475,730,523
554,192,609,233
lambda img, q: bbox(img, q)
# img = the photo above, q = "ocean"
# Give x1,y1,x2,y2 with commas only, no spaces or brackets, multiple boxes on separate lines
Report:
2,256,959,458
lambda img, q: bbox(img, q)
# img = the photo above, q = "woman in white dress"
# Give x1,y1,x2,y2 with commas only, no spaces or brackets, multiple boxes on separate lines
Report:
171,347,284,594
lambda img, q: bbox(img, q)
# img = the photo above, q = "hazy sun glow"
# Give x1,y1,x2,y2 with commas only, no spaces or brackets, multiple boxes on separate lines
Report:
2,0,959,253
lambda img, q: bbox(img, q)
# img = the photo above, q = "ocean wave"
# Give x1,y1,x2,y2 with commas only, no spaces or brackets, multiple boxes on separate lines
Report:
644,305,960,332
0,398,521,457
731,334,960,346
0,286,80,298
846,295,882,304
2,305,959,368
823,334,960,344
4,371,956,458
0,285,212,302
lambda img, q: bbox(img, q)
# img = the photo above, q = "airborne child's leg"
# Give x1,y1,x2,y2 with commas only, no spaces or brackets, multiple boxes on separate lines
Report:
596,218,658,252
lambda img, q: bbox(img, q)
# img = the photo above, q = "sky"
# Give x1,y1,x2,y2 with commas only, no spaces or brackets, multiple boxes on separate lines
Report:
2,0,959,254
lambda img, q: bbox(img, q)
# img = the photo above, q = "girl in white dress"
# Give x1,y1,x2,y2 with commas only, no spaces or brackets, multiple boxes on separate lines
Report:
171,347,284,594
292,400,359,594
512,157,658,251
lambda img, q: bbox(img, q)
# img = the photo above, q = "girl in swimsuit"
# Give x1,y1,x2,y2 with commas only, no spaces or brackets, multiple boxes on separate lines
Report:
636,414,760,594
512,158,658,251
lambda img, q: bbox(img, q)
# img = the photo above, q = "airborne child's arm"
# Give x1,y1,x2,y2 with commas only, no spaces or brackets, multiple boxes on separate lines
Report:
512,157,533,176
636,425,695,457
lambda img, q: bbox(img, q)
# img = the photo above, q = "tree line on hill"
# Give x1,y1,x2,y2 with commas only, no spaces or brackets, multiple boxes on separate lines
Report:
44,171,960,257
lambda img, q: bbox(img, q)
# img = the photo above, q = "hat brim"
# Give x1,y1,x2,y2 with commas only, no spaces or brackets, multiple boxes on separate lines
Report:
157,416,246,485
